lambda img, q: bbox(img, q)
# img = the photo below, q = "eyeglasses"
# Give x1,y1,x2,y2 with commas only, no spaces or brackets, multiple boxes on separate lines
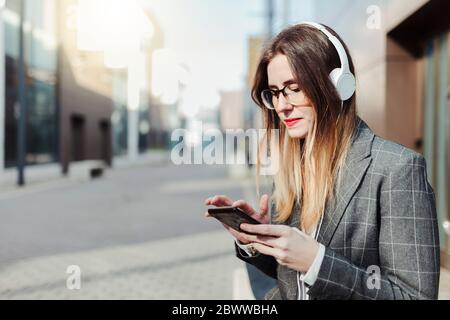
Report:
261,85,304,110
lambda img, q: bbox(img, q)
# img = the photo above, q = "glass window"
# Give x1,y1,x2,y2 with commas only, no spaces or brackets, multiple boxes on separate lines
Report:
423,33,449,250
3,0,58,167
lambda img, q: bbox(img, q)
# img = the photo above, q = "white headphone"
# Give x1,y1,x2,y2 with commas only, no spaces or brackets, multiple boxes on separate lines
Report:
300,22,356,101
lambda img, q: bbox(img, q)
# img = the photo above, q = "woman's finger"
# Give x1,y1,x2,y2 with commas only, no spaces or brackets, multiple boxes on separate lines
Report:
240,232,277,246
224,225,251,244
259,194,269,216
240,223,290,237
232,200,257,216
251,242,280,258
232,200,270,224
258,194,270,224
208,195,234,207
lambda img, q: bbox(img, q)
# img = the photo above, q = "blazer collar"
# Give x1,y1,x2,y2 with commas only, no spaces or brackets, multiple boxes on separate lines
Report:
345,117,375,164
317,117,375,246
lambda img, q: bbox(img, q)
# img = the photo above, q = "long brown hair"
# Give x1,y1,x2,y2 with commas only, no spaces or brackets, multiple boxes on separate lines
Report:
252,24,358,233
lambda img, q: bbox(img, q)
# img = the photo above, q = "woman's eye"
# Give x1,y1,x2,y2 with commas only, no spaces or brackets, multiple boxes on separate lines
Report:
289,87,301,93
270,90,278,96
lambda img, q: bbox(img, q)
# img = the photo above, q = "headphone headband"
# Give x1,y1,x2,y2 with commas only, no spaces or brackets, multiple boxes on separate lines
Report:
299,22,356,101
300,21,350,71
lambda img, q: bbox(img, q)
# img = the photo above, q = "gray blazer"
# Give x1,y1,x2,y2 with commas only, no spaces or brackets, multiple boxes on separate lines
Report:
236,118,440,300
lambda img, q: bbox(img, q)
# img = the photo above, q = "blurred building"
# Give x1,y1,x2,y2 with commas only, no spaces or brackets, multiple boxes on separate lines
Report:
110,8,166,156
2,0,59,170
305,0,450,269
57,0,114,172
219,91,244,130
1,0,169,181
142,9,168,150
245,37,265,131
0,0,113,176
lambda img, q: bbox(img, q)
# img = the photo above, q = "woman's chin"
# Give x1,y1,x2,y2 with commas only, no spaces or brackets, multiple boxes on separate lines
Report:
286,126,308,139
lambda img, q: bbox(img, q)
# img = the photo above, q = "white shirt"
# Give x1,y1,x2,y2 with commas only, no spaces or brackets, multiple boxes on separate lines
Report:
236,240,325,286
236,221,326,300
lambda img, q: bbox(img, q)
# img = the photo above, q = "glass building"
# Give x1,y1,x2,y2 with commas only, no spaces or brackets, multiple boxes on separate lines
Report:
3,0,58,168
423,33,449,260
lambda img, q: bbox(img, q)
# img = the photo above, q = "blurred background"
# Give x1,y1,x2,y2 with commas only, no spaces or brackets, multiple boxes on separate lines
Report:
0,0,449,299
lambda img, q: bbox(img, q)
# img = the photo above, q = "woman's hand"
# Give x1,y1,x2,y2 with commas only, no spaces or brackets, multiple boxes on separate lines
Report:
239,224,320,273
204,194,270,244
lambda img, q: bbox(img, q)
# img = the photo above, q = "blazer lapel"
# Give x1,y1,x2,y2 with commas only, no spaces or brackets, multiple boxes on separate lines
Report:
318,119,375,246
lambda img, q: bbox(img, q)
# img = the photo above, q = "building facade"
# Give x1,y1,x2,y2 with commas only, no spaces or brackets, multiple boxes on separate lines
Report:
2,0,59,170
57,0,114,172
1,0,168,182
0,0,112,177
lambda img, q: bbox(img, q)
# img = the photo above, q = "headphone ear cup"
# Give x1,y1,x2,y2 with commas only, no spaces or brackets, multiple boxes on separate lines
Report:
329,68,342,88
330,68,356,101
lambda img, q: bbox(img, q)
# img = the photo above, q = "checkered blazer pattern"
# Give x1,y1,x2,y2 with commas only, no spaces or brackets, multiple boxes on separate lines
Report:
236,118,440,300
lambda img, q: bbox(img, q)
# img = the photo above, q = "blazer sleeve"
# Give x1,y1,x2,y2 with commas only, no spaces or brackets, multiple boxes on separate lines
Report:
307,153,441,300
234,192,278,279
234,243,278,279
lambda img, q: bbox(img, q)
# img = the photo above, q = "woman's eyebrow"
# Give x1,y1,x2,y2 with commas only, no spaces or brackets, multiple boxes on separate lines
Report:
268,79,297,89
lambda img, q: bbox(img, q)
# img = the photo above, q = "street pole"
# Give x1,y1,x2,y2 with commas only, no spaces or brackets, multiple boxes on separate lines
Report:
267,0,274,38
127,53,141,162
0,1,5,174
283,0,290,27
17,0,27,186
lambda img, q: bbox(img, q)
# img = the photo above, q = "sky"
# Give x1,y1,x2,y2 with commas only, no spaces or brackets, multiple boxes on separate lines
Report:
142,0,268,93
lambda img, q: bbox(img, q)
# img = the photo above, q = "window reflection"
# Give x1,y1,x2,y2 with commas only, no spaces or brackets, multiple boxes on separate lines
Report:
3,0,58,167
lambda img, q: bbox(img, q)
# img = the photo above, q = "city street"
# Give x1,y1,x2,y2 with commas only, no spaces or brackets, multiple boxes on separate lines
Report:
0,163,255,299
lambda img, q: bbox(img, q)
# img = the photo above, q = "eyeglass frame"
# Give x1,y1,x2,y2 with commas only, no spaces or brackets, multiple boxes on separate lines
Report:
261,84,303,110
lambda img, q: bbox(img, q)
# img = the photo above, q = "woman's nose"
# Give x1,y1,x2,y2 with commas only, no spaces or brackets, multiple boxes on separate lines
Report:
276,94,293,111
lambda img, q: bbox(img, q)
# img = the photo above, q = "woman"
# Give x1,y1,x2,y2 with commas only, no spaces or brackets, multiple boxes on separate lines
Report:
205,23,440,300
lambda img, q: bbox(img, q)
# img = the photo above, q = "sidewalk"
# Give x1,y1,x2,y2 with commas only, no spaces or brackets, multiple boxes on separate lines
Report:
1,229,448,299
0,230,247,300
0,150,171,194
440,268,450,300
112,150,170,169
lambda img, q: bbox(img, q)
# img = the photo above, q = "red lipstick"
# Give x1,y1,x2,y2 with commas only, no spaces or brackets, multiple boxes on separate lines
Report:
284,118,303,128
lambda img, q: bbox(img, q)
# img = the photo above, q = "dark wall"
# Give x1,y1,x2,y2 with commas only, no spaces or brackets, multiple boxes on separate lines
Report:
58,49,113,174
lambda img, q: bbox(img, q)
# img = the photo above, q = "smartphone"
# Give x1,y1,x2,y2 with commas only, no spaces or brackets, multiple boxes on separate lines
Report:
207,206,261,233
